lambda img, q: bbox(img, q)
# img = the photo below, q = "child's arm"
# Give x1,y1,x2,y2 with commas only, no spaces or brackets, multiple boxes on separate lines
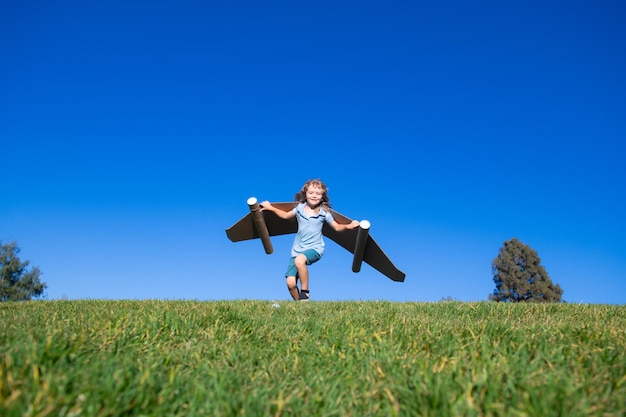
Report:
329,219,360,232
260,201,296,220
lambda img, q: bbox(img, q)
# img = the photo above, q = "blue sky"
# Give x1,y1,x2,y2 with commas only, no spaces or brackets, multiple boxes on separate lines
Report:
2,0,624,303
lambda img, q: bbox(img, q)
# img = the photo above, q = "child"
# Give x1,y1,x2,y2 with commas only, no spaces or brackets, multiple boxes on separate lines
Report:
261,179,360,301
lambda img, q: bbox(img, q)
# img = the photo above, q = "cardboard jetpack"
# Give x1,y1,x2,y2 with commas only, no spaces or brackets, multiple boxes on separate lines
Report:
226,198,405,282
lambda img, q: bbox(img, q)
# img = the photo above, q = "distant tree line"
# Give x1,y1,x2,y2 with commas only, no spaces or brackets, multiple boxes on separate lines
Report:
2,238,563,303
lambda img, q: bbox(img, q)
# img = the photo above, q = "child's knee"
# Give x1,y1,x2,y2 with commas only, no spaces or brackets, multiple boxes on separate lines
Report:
286,276,297,289
294,254,308,268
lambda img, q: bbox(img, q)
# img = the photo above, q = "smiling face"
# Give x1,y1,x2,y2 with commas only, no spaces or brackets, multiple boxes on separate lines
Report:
295,179,330,209
305,184,324,208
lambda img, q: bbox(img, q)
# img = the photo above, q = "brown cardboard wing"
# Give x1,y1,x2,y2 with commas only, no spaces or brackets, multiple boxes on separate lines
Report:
225,202,298,242
324,208,406,282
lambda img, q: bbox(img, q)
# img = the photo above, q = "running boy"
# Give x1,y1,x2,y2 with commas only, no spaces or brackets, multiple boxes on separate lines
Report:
260,179,360,301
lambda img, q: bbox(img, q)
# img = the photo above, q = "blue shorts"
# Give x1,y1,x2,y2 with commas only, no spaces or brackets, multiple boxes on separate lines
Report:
285,249,322,278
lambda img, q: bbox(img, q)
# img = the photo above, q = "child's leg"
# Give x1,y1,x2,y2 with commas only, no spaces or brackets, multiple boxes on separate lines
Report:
285,257,300,300
294,254,310,292
286,276,299,300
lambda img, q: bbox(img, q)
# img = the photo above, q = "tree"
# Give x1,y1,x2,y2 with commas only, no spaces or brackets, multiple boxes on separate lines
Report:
1,241,47,302
489,238,563,303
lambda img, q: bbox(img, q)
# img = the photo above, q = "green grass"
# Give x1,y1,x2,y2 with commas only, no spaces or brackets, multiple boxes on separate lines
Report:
1,300,625,416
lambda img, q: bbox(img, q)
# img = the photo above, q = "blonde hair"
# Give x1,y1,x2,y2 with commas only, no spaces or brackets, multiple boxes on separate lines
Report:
294,179,331,210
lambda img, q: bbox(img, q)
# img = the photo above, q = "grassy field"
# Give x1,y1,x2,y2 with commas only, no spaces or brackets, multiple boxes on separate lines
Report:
1,300,624,416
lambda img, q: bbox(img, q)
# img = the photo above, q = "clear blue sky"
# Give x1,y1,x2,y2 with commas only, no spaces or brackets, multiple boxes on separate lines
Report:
2,0,624,303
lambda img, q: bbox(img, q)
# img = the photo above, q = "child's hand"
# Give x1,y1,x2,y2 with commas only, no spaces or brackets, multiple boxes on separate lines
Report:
350,220,360,229
260,201,272,211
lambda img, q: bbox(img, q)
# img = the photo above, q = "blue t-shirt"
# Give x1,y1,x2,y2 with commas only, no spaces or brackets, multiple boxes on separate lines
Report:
291,202,334,257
